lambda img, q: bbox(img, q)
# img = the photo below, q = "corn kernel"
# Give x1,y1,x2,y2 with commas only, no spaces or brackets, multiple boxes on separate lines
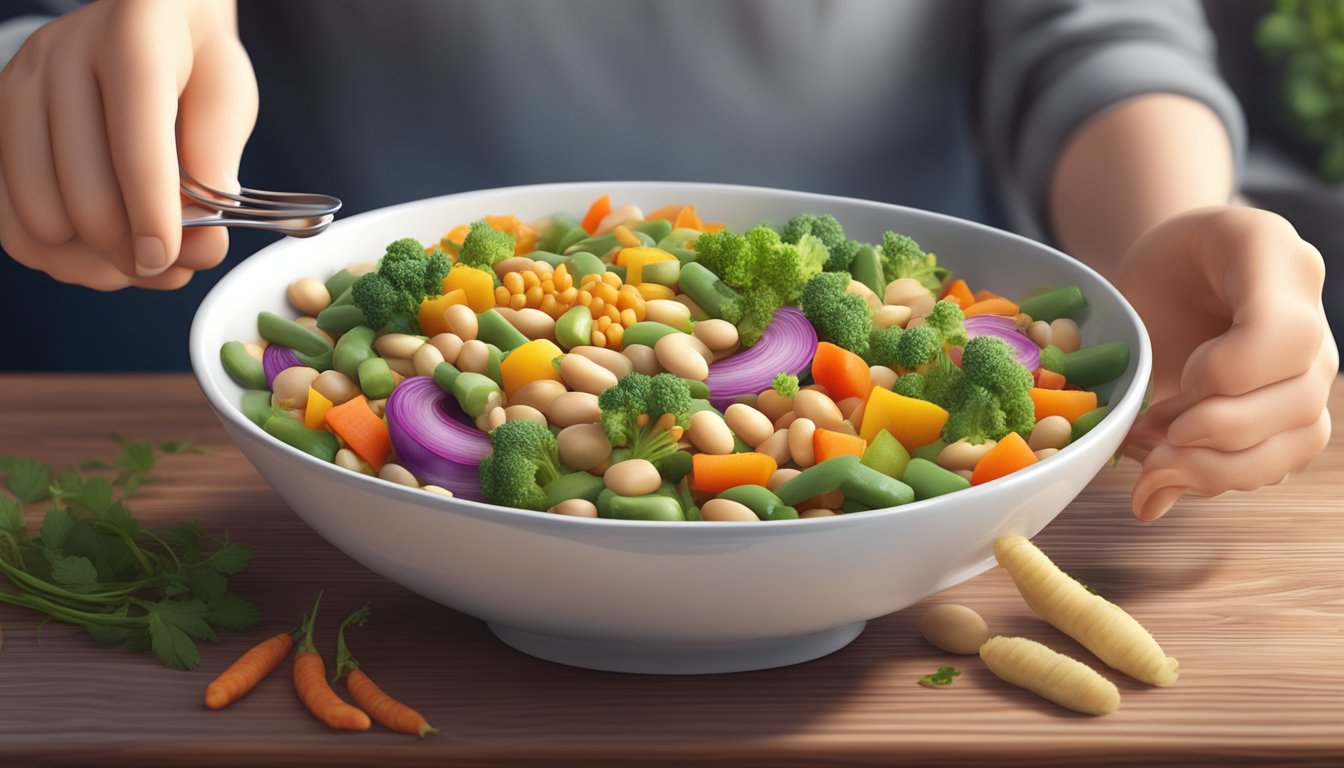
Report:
636,283,676,301
509,293,527,310
602,271,622,288
559,287,579,305
616,285,640,310
620,308,637,326
522,270,541,289
540,278,555,293
577,290,593,307
595,284,618,305
581,274,600,288
605,324,624,348
524,285,544,307
503,271,524,294
532,261,554,277
591,330,607,347
590,297,606,316
605,305,621,322
596,315,612,332
495,286,511,305
539,294,558,316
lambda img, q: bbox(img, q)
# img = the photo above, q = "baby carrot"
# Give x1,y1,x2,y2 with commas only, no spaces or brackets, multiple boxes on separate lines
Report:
293,592,371,732
690,452,777,494
204,631,294,710
813,428,867,463
963,297,1020,317
811,342,872,402
580,193,612,234
940,278,975,310
332,604,439,737
325,395,391,471
970,432,1037,485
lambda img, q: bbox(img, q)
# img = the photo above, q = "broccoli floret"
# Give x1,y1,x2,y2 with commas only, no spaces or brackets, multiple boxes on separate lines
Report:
864,326,904,367
457,220,515,273
693,228,752,288
697,225,827,346
922,349,963,409
894,324,940,369
597,373,691,465
1038,344,1066,374
800,272,873,355
879,231,949,292
479,419,567,511
924,300,968,348
350,238,449,331
942,336,1035,444
781,213,862,272
892,372,925,399
772,372,799,398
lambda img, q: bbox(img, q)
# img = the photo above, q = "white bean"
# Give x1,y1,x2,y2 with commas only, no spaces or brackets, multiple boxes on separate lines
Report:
1027,321,1052,349
428,333,464,364
873,305,912,329
313,370,359,405
768,468,801,491
367,398,387,417
384,356,417,378
757,429,791,465
1050,318,1081,353
557,423,612,470
421,485,454,497
644,299,692,330
687,410,735,455
504,404,548,426
937,439,996,471
287,278,331,316
754,389,794,423
444,304,478,341
701,498,759,522
724,403,774,448
1028,415,1072,452
335,448,373,475
655,333,709,380
793,389,843,429
788,418,817,467
593,204,644,235
547,391,601,427
571,346,634,379
884,278,929,307
604,459,661,496
378,463,420,488
478,406,506,433
510,379,567,414
413,342,445,377
835,397,863,421
919,604,990,655
799,508,837,518
271,367,319,410
561,353,619,395
622,344,662,375
498,307,556,342
907,294,936,320
550,498,598,517
456,339,490,373
675,293,710,321
869,365,898,390
375,333,423,359
773,411,798,431
847,279,882,310
1034,448,1059,461
492,256,537,278
692,319,739,351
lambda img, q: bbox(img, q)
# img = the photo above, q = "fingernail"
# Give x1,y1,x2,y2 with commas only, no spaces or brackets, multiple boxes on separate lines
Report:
134,236,168,276
1138,485,1187,522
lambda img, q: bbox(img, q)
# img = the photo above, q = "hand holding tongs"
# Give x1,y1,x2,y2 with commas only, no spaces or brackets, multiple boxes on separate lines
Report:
180,168,342,238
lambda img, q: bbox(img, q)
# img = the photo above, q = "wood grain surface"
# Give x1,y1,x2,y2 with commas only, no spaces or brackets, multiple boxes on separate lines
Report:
0,374,1340,767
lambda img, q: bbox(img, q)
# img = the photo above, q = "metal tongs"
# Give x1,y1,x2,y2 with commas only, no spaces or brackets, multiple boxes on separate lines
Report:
180,168,342,238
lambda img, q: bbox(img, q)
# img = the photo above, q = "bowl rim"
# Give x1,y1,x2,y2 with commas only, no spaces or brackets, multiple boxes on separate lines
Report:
189,180,1152,532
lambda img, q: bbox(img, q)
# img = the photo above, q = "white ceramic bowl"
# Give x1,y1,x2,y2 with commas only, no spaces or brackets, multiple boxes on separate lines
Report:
190,182,1150,674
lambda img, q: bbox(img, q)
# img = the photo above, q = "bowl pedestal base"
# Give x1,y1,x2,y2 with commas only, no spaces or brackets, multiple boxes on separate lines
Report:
488,621,867,674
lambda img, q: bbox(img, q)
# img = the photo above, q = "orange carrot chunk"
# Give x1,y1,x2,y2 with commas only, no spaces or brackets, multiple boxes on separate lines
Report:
325,395,391,471
971,432,1038,485
672,205,703,230
1028,387,1099,423
813,428,868,463
691,452,777,494
963,297,1021,317
1034,368,1066,391
645,204,688,222
580,193,612,234
811,342,872,402
204,632,294,710
941,278,975,310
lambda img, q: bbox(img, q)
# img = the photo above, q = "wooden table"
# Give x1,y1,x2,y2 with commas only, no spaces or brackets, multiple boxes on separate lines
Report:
0,374,1340,767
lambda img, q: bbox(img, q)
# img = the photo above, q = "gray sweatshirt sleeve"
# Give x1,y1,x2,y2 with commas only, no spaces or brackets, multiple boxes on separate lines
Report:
979,0,1247,241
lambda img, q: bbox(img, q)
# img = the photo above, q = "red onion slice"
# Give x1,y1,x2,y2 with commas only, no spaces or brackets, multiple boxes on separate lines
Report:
263,344,304,388
705,307,817,408
384,376,491,500
964,314,1040,371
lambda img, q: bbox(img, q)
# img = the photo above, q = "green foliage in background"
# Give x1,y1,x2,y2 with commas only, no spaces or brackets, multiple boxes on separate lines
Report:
1258,0,1344,181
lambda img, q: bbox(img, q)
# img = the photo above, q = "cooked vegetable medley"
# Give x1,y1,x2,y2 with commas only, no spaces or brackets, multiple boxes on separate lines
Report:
222,196,1131,521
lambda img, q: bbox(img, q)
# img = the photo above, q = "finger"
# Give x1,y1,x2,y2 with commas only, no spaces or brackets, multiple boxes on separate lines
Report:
95,11,191,277
1168,328,1338,451
1131,410,1332,521
46,52,134,272
1182,215,1325,397
0,65,76,246
176,215,230,272
1123,389,1200,454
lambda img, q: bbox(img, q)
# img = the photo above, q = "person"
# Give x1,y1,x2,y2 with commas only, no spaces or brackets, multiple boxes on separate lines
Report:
0,0,1334,522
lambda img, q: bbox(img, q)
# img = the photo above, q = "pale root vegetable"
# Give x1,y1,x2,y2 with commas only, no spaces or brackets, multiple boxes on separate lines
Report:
687,410,735,455
604,459,662,496
793,389,843,429
937,439,997,471
550,499,599,517
754,389,794,423
374,333,423,359
724,403,774,448
560,352,619,395
557,424,613,471
788,418,818,467
756,430,792,466
884,277,929,307
979,636,1120,716
428,333,464,365
510,379,568,414
622,343,662,375
692,319,739,351
908,294,936,320
1027,416,1071,451
872,304,912,330
443,304,478,341
919,604,990,655
288,278,331,316
377,463,419,488
412,343,445,377
847,279,882,310
571,346,634,379
700,498,759,522
994,534,1179,686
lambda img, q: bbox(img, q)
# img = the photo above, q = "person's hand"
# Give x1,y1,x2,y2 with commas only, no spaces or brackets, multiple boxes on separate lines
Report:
0,0,257,290
1115,206,1337,521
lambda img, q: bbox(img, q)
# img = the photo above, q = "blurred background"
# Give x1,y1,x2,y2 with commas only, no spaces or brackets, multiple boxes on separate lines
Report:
0,0,1339,370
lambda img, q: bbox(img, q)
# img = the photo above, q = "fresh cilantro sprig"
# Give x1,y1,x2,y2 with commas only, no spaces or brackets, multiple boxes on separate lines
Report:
918,666,962,687
0,438,258,670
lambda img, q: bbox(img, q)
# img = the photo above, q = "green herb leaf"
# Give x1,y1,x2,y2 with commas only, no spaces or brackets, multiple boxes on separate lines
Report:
207,541,253,576
207,594,262,632
2,458,52,503
148,612,200,670
919,666,962,687
64,476,115,517
50,555,98,587
188,570,227,603
157,440,203,455
39,508,74,550
0,496,23,534
85,623,134,647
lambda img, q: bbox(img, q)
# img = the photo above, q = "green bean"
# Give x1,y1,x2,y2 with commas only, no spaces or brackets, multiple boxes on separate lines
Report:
535,214,583,252
1070,406,1110,443
324,269,359,302
676,480,702,521
520,250,568,268
911,438,949,463
257,311,332,357
1017,285,1088,323
657,227,700,250
630,218,674,243
621,321,683,349
263,414,339,462
485,343,504,387
678,262,739,320
655,450,693,485
567,252,606,282
451,372,501,417
717,485,799,521
316,304,366,335
640,259,681,287
476,309,529,351
565,232,620,259
684,378,711,400
334,326,376,380
556,225,590,254
432,361,461,393
330,286,354,307
555,305,594,349
840,498,867,514
294,348,333,372
240,390,275,427
667,247,699,264
358,357,396,399
220,341,267,390
775,455,859,506
687,398,720,417
848,245,884,297
602,493,686,522
839,463,914,508
901,458,970,501
1062,341,1130,388
543,471,607,508
652,482,679,500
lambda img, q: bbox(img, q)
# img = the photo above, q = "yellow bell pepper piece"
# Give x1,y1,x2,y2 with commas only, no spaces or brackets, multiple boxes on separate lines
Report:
304,386,335,430
499,339,564,398
635,283,676,301
442,265,496,313
418,289,468,337
617,246,676,285
859,388,949,451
